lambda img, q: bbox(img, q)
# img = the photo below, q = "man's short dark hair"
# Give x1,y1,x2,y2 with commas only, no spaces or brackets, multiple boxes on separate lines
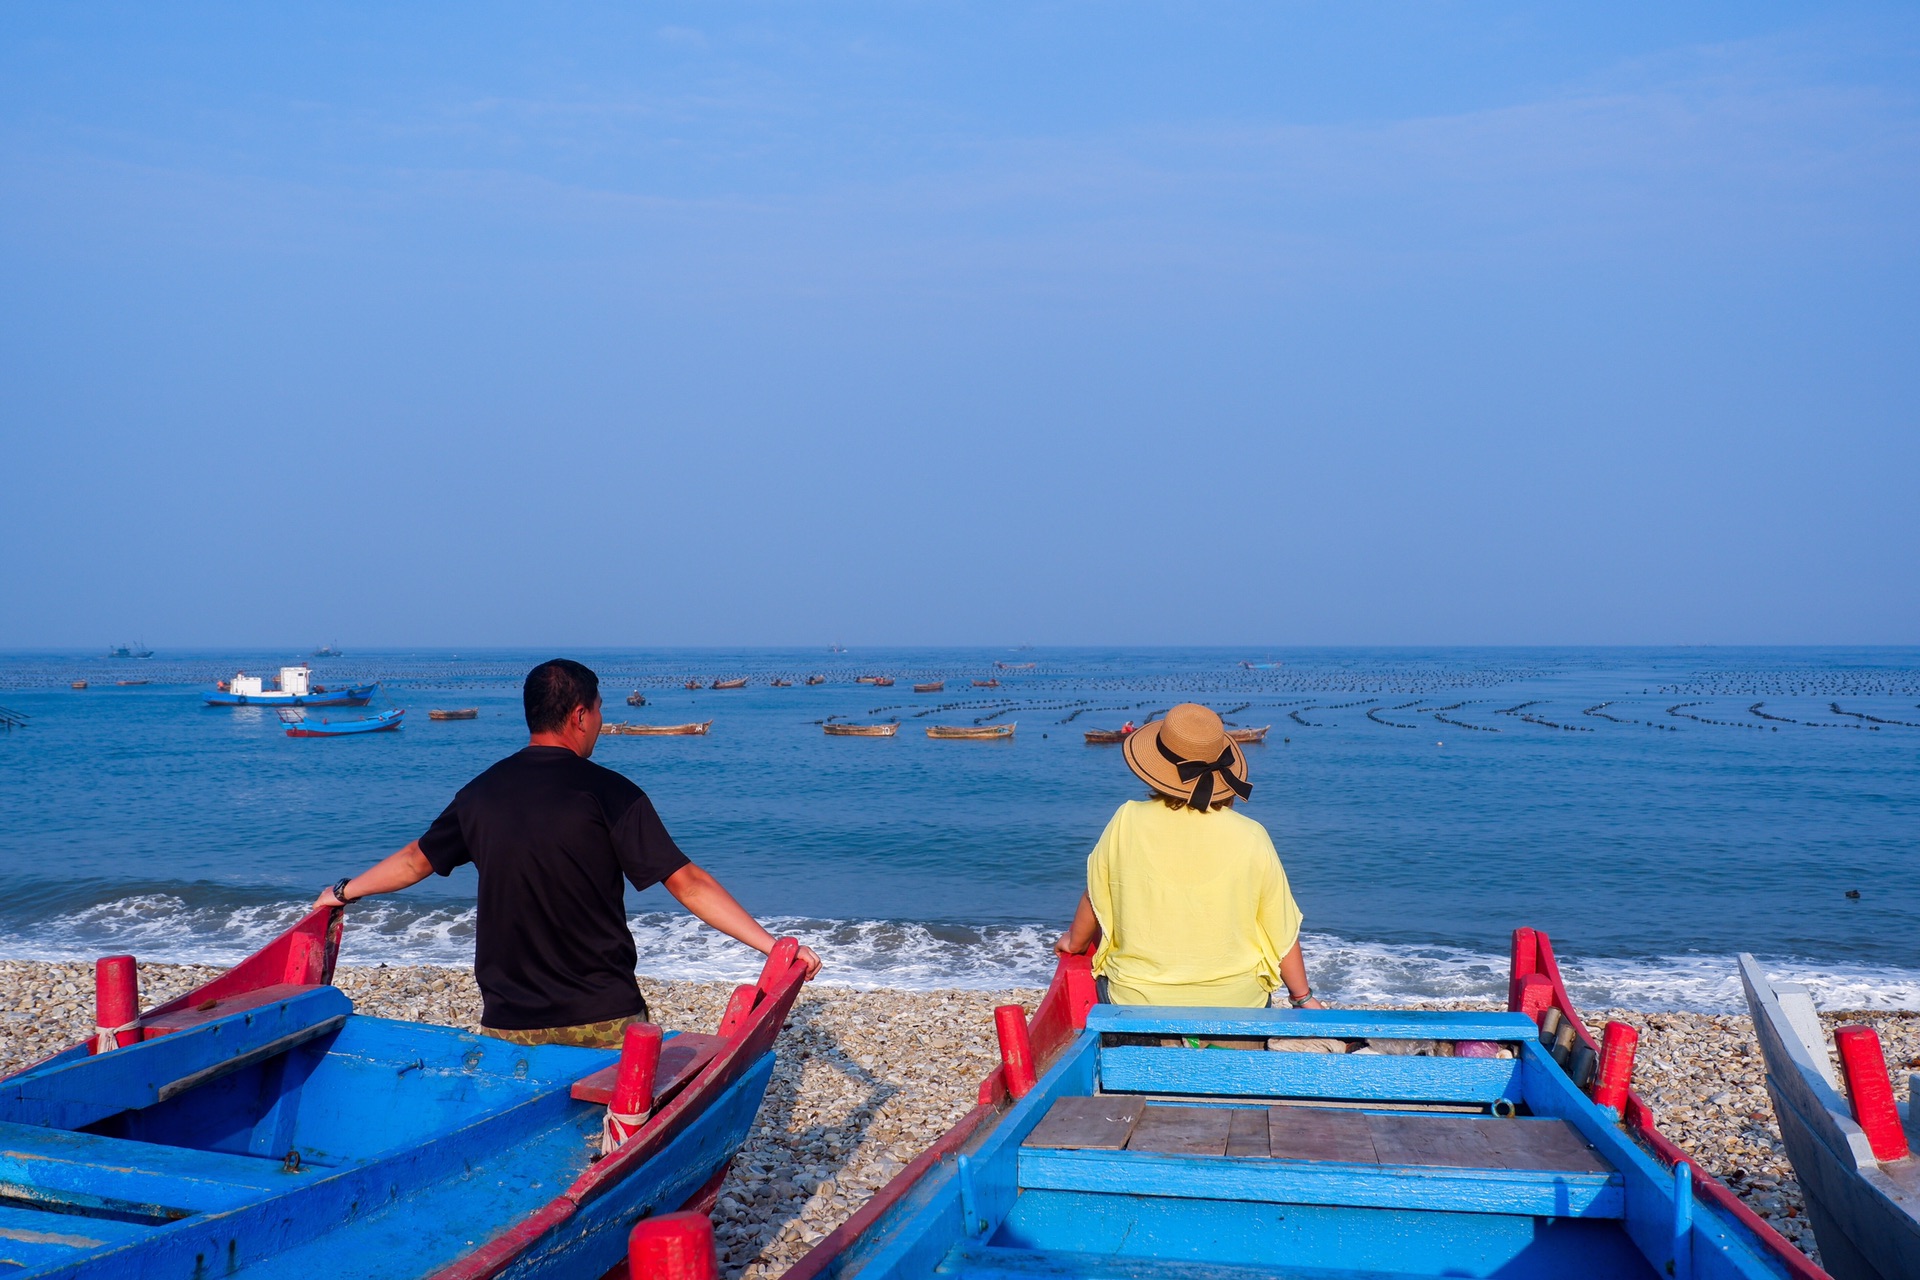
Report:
525,659,600,733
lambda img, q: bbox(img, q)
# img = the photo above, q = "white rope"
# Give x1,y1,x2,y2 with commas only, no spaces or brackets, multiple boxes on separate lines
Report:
93,1020,137,1054
601,1109,645,1156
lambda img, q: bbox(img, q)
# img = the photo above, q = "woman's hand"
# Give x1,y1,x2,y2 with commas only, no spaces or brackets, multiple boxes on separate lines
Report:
1054,933,1080,956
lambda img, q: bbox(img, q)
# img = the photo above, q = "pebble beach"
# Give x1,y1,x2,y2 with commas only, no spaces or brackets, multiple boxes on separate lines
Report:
3,959,1914,1277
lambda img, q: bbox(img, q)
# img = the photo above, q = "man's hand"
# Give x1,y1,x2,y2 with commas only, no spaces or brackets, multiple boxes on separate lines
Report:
794,945,823,979
312,885,348,910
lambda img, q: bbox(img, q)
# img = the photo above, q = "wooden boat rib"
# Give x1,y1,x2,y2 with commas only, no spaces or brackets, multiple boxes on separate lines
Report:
913,681,945,693
823,723,899,737
711,677,749,690
1225,724,1271,743
1740,954,1917,1279
0,914,809,1279
601,721,712,736
428,708,478,721
926,723,1014,739
783,931,1824,1280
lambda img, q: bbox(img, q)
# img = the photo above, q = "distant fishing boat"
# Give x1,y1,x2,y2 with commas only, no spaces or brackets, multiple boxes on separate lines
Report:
685,679,702,690
1240,659,1284,669
312,642,343,658
601,721,712,736
805,675,826,685
823,723,899,737
995,661,1036,670
855,676,881,685
70,680,87,690
972,679,999,687
829,643,847,653
207,666,375,707
428,708,478,721
770,678,792,688
711,677,748,690
872,676,894,687
115,679,150,687
913,681,945,693
1083,726,1136,744
627,691,647,706
927,723,1014,740
107,641,153,659
1225,725,1271,743
286,708,405,737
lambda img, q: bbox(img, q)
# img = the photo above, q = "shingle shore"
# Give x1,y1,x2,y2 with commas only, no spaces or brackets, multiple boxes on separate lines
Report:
4,958,1915,1276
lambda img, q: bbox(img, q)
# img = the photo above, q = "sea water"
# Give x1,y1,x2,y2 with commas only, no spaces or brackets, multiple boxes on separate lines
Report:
0,647,1914,1011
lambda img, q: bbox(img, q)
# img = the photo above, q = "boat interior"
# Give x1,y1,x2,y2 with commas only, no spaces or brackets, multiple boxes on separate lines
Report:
839,1008,1790,1280
0,986,737,1277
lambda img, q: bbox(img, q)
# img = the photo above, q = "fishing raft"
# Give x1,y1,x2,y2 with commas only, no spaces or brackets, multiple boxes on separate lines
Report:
780,929,1823,1280
0,911,809,1279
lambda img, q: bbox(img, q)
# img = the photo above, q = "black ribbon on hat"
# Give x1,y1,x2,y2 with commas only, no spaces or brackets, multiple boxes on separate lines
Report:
1155,734,1252,810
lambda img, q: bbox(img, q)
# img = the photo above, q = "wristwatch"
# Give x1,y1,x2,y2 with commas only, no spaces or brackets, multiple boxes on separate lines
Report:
329,877,356,905
1288,987,1315,1008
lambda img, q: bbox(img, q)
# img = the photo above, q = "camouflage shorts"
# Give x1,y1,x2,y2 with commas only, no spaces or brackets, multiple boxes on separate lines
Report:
485,1003,652,1050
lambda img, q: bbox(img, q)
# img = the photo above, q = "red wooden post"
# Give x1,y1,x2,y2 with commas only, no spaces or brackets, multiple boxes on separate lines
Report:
1834,1025,1910,1161
995,1005,1037,1099
603,1023,664,1153
716,985,758,1038
1592,1020,1639,1114
94,955,140,1052
1511,973,1554,1024
1507,927,1538,1008
1060,955,1098,1030
628,1210,718,1280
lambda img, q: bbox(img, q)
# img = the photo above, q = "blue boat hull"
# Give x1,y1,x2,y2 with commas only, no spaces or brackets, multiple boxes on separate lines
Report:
206,684,376,706
285,709,403,736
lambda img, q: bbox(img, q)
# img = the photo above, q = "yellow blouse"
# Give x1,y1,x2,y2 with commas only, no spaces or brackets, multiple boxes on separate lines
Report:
1087,799,1303,1008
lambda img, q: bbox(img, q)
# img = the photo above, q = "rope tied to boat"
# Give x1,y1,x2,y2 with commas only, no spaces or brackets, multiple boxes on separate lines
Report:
1154,735,1252,810
601,1107,646,1156
93,1019,137,1053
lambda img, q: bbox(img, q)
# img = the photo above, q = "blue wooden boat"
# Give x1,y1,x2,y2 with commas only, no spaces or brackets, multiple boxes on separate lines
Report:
284,707,405,736
783,940,1819,1280
0,925,809,1278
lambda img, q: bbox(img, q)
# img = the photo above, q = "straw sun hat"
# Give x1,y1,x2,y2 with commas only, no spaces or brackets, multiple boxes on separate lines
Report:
1122,702,1251,810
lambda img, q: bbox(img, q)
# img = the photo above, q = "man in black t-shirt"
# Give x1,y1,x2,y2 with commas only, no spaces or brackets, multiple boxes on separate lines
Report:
312,659,821,1046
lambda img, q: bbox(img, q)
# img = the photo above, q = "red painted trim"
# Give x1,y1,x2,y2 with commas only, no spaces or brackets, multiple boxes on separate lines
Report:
1512,929,1830,1280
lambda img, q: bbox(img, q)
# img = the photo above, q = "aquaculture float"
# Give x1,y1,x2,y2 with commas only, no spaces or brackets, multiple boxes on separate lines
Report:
206,666,375,707
284,707,404,737
1739,955,1917,1280
0,913,809,1279
781,930,1824,1280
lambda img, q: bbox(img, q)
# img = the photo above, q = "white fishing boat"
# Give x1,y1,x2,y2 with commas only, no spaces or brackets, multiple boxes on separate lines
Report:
206,665,376,706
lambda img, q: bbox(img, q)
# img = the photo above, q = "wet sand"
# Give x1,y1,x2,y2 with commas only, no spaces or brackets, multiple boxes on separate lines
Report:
4,959,1914,1276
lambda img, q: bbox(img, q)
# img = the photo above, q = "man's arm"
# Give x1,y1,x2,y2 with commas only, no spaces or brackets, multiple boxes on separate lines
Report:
663,863,822,979
311,841,435,909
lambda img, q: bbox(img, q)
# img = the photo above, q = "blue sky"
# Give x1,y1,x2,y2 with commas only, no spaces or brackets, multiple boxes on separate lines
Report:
2,2,1915,647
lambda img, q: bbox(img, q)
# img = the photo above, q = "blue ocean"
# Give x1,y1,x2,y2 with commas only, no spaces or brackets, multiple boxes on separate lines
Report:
1,647,1914,1011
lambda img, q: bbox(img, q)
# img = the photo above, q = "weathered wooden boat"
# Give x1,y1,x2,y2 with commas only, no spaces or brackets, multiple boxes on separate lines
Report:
994,661,1036,670
285,707,404,737
600,721,712,736
685,679,702,690
1739,954,1917,1280
783,931,1824,1280
1224,724,1270,743
872,677,895,688
626,691,647,706
856,676,881,685
208,667,375,707
428,708,479,721
71,681,88,689
913,682,945,693
1082,727,1134,744
116,680,150,687
0,920,808,1279
926,723,1013,740
712,677,749,690
971,679,999,688
1240,659,1284,669
823,723,899,737
771,678,793,688
806,675,827,685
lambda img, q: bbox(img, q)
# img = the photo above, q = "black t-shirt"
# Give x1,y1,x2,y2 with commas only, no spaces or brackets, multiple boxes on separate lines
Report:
419,746,690,1030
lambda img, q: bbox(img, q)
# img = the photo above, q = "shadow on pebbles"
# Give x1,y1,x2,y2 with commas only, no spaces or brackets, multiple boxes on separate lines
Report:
4,960,1916,1277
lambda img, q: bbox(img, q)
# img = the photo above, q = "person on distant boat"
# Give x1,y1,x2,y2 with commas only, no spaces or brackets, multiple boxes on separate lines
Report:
1055,702,1325,1011
312,658,821,1047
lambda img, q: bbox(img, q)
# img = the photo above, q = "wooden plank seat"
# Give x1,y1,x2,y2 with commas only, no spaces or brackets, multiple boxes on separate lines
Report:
569,1031,726,1107
1017,1100,1622,1219
0,1118,292,1221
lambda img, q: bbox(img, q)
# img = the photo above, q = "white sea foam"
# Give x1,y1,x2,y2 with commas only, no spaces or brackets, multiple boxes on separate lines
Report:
1,896,1915,1011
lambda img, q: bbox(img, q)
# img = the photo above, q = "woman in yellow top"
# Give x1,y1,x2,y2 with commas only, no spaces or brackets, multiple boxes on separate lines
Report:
1055,702,1326,1010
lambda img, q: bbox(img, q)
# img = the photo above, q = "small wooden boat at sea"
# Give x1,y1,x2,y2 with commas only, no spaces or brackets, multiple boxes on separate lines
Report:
994,661,1036,670
601,721,712,736
823,723,899,737
70,680,88,689
972,679,999,687
712,677,749,690
285,707,404,737
872,677,894,687
926,723,1013,739
116,679,150,686
770,678,793,687
913,681,945,693
627,691,647,706
780,930,1820,1280
1225,724,1271,743
0,910,809,1279
427,708,478,721
1083,726,1135,744
806,675,826,685
1740,954,1918,1279
685,679,702,689
207,666,375,707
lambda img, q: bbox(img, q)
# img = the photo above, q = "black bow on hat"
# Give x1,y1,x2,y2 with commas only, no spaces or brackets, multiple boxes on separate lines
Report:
1155,734,1252,810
